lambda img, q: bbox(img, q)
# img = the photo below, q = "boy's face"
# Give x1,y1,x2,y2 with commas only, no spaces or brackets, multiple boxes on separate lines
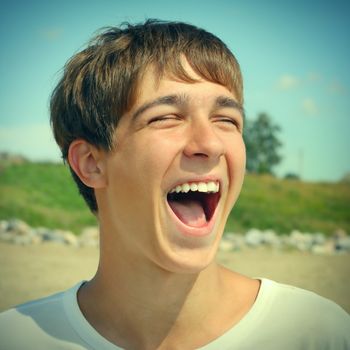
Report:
98,61,245,273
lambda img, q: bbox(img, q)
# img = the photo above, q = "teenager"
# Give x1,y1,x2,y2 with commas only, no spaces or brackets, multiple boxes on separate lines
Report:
1,20,349,349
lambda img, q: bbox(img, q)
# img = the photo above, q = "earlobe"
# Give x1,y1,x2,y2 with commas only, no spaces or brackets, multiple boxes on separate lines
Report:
68,140,107,189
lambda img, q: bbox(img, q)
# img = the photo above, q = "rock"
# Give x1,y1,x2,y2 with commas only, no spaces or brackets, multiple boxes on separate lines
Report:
7,219,31,236
224,232,245,250
311,241,336,255
0,231,14,243
312,232,326,246
79,226,99,247
219,239,234,252
61,230,79,246
1,219,41,245
30,233,42,245
333,228,347,239
41,229,65,244
262,230,281,247
245,229,264,247
0,217,349,255
34,227,53,240
13,235,33,245
288,230,313,251
335,236,350,252
0,220,9,233
12,230,41,245
279,234,288,245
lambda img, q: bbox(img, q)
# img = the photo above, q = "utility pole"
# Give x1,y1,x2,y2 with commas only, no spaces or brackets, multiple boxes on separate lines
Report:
298,149,304,180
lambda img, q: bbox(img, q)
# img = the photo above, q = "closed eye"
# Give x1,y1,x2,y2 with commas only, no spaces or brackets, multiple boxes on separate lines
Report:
214,116,242,131
147,115,182,128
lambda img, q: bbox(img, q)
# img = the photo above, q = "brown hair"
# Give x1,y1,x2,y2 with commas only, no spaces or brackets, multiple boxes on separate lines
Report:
50,19,244,212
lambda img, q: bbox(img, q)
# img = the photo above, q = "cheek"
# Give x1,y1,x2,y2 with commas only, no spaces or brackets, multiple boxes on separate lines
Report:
241,140,247,168
136,134,182,174
227,136,246,165
225,137,246,189
110,135,181,203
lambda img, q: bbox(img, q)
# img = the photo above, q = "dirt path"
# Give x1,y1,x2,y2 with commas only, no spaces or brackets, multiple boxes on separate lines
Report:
0,242,349,313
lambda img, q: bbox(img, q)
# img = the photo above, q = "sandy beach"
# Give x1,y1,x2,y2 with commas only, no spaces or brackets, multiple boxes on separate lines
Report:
0,242,349,313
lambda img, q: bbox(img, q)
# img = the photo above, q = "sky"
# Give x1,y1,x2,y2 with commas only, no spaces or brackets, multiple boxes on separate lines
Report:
0,0,349,182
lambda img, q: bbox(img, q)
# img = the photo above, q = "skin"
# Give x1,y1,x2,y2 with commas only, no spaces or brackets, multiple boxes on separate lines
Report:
69,61,260,349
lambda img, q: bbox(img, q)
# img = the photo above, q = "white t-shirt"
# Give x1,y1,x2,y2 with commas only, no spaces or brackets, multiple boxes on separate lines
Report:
0,279,349,349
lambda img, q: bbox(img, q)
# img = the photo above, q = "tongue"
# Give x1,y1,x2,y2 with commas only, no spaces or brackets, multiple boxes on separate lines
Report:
168,199,207,227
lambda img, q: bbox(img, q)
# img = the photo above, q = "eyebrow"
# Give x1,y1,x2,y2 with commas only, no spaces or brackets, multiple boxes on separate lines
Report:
215,96,244,115
131,94,188,122
130,93,244,121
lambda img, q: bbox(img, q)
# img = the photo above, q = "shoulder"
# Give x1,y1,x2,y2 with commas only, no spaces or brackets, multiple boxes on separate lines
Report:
0,283,84,349
260,279,350,347
0,290,64,326
200,278,350,350
266,279,348,318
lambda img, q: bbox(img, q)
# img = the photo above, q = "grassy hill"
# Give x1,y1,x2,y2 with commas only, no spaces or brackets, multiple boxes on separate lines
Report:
227,174,350,234
0,161,349,235
0,162,97,233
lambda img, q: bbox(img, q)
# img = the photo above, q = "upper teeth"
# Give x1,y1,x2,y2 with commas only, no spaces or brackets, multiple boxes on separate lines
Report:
169,181,219,194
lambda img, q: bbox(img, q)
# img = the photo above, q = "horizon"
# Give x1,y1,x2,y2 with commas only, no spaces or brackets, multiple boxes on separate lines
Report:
1,150,347,185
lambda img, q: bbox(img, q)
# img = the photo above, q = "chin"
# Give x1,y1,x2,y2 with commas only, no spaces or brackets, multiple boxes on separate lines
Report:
156,249,217,275
154,218,225,275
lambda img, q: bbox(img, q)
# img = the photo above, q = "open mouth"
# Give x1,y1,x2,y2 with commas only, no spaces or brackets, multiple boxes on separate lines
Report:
167,181,220,228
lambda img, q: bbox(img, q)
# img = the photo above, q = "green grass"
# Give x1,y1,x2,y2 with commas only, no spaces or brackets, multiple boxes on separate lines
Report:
227,174,350,234
0,162,97,233
0,162,349,235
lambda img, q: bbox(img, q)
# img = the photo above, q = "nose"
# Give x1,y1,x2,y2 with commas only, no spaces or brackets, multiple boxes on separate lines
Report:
183,119,225,160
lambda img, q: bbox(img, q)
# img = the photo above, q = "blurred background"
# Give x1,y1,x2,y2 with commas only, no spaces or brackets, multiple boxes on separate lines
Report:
0,0,349,311
1,0,349,181
0,0,349,234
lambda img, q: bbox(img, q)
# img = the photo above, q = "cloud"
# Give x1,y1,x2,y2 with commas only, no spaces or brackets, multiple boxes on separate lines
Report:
302,98,318,116
276,74,300,90
39,28,63,41
329,80,347,94
276,72,323,91
307,72,322,82
277,72,347,97
0,123,61,161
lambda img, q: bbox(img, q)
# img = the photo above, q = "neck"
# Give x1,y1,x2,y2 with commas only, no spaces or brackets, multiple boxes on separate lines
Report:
78,236,227,349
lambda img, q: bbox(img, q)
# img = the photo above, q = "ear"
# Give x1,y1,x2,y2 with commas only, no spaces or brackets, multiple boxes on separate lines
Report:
68,140,107,189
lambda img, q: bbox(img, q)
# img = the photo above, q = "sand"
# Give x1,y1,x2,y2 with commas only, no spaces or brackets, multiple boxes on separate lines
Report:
0,242,349,313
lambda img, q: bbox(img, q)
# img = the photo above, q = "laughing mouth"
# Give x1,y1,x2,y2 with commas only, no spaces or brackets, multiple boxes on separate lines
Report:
167,181,220,228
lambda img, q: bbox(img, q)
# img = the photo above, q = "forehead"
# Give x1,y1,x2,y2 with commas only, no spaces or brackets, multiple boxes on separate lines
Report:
132,62,239,110
119,68,244,130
